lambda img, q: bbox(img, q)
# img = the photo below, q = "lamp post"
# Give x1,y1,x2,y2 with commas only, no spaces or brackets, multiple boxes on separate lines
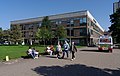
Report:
70,20,73,45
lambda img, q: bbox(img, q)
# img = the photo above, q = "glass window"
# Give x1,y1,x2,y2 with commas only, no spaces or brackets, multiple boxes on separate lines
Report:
70,20,74,24
67,21,70,24
80,17,87,25
80,18,83,23
79,38,87,45
59,21,61,24
67,29,74,36
83,17,87,23
91,30,93,35
71,29,74,36
56,21,58,24
39,23,41,27
74,20,80,26
67,29,70,36
80,28,87,36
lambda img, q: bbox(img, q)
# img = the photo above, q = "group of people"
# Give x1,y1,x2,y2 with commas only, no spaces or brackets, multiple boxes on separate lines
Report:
26,47,39,59
26,41,77,61
46,41,77,61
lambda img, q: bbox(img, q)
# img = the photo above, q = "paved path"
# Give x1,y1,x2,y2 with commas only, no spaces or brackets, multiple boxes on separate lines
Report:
0,47,120,76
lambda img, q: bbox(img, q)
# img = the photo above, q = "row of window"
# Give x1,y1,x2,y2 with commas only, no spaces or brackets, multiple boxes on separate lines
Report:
67,28,87,36
51,17,87,25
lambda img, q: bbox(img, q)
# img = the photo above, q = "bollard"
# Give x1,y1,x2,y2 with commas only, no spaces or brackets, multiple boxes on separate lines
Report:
6,56,9,61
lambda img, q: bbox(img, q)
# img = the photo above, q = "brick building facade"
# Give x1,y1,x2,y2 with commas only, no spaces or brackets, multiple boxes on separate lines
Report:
10,10,104,45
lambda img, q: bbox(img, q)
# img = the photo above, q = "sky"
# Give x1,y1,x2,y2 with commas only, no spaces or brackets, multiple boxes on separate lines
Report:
0,0,118,30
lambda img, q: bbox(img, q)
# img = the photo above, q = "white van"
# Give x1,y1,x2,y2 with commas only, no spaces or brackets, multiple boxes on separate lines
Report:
98,35,113,52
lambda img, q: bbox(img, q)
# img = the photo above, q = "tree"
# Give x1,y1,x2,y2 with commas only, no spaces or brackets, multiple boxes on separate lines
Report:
0,28,3,43
41,16,51,29
2,29,11,44
109,8,120,43
10,25,22,44
36,16,53,45
55,25,67,39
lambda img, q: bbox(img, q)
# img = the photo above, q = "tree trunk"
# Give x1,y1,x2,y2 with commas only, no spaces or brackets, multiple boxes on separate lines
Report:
44,39,45,47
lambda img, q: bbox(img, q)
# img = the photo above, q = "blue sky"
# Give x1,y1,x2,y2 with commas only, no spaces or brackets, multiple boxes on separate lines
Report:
0,0,118,30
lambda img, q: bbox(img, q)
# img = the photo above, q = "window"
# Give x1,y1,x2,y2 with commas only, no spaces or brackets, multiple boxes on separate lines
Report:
83,17,87,23
74,20,80,26
67,29,74,36
71,29,74,36
80,17,87,25
100,38,111,43
80,28,87,36
59,21,61,24
67,29,70,36
67,20,74,27
70,20,74,24
79,38,87,45
56,21,58,25
39,22,42,27
91,30,93,35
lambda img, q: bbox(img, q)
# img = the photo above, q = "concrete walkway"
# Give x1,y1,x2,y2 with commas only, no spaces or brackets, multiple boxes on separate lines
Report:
0,47,120,76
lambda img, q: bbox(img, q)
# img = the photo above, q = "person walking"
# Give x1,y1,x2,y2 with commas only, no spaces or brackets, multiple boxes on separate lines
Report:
56,41,62,59
70,42,77,61
61,41,70,59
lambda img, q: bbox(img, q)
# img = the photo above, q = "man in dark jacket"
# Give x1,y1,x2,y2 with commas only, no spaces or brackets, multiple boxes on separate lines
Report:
70,42,77,61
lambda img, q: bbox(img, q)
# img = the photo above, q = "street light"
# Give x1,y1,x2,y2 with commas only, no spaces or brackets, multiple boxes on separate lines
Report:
70,20,73,45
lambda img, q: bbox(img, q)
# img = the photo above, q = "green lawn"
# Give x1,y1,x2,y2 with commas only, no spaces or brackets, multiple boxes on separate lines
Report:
0,45,83,61
0,45,45,61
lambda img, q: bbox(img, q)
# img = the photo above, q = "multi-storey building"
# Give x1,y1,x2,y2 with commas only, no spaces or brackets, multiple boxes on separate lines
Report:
113,0,120,13
10,10,104,45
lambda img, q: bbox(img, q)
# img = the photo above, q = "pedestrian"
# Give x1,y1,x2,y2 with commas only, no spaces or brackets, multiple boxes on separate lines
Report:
46,46,53,56
56,41,62,59
32,48,39,59
26,46,35,59
61,41,70,59
70,42,77,61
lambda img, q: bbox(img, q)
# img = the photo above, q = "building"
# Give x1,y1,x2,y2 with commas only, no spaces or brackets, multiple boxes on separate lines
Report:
113,0,120,13
10,10,104,45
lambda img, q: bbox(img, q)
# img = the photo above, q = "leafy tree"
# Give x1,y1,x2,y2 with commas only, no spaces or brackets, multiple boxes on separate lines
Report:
36,27,53,45
41,16,51,29
10,25,22,44
0,28,3,43
0,28,2,37
2,29,11,44
55,25,67,39
109,8,120,43
36,16,53,45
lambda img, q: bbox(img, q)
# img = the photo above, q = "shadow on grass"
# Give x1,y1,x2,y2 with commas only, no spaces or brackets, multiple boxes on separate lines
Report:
32,64,120,76
21,56,32,59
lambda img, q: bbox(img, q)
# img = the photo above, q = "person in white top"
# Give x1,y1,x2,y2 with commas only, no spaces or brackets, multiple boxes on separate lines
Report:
56,41,62,58
46,46,53,56
27,47,34,58
70,42,77,61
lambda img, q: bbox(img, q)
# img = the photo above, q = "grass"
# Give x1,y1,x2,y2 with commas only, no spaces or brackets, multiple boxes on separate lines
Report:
0,45,46,61
0,45,83,61
76,45,84,48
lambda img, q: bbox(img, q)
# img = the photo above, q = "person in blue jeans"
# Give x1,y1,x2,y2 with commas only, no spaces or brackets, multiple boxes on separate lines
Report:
61,41,70,59
26,47,35,59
